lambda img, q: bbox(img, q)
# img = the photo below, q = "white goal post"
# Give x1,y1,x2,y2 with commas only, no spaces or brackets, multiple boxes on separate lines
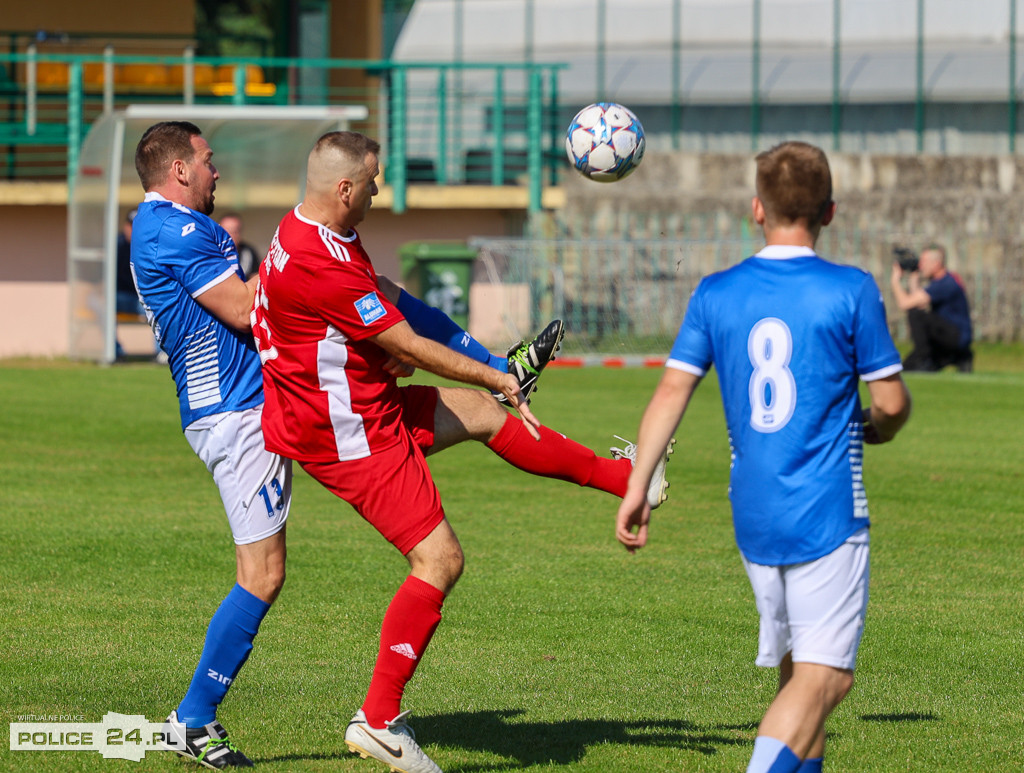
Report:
67,104,368,364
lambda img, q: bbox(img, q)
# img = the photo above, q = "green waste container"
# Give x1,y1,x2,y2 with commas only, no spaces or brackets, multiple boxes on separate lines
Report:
398,241,477,330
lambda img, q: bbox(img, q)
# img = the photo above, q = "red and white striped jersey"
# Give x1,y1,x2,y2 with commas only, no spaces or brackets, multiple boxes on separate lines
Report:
252,206,405,462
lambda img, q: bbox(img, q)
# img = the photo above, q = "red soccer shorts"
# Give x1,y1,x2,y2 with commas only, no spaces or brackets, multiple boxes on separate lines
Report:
301,385,443,555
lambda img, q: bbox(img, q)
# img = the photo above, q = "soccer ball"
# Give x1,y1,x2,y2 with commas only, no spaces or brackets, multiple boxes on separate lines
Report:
565,102,646,182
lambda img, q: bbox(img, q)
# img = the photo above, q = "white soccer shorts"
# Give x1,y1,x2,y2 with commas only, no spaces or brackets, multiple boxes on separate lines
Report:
742,528,870,671
185,404,292,546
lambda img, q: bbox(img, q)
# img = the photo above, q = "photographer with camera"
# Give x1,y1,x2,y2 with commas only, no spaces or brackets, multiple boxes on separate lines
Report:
890,244,973,372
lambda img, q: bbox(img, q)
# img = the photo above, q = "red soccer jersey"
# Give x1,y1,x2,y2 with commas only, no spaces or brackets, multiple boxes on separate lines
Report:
252,206,406,462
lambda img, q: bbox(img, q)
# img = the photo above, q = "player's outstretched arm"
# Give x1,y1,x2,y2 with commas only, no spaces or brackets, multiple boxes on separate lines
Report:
372,320,541,438
373,275,418,378
616,368,700,552
863,373,912,444
373,319,501,390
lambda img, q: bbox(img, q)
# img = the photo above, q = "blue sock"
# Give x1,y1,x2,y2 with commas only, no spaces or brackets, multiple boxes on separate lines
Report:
176,584,270,727
747,736,802,773
396,290,506,371
798,759,823,773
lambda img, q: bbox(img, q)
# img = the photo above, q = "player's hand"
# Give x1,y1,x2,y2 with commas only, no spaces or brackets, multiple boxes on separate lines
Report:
382,355,417,378
616,490,651,553
497,373,541,440
862,421,884,444
862,406,890,445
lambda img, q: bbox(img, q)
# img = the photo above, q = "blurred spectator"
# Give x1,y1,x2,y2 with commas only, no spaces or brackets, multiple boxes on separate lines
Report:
116,209,142,317
116,208,163,362
219,212,260,279
890,244,973,372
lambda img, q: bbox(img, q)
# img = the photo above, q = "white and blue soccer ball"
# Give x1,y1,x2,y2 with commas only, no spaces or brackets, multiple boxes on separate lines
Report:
565,102,646,182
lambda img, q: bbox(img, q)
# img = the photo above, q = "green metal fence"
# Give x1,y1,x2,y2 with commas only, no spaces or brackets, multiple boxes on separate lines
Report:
473,228,1022,355
474,210,1022,353
0,50,566,212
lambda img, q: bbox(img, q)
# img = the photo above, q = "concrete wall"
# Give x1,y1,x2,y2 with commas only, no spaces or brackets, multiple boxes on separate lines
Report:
563,150,1024,341
0,205,69,358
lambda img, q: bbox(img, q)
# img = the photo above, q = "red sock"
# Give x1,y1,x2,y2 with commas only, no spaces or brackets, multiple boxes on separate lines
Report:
361,575,445,728
486,414,630,497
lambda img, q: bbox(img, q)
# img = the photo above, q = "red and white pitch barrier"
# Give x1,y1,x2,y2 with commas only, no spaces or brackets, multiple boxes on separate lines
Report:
549,355,666,368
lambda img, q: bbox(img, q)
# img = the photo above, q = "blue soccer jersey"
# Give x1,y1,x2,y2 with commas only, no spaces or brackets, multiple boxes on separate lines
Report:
668,246,903,565
131,192,263,429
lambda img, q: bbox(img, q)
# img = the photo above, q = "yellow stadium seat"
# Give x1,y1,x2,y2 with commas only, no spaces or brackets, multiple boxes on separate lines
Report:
194,63,215,86
119,64,169,87
210,64,274,97
209,81,277,97
215,64,266,84
83,62,108,86
168,63,215,87
34,62,69,86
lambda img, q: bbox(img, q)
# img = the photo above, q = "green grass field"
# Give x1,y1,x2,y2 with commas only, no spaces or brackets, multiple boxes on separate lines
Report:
1,349,1022,772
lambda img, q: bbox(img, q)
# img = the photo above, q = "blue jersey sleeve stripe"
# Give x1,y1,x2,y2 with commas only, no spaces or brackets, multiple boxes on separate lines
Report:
191,267,239,299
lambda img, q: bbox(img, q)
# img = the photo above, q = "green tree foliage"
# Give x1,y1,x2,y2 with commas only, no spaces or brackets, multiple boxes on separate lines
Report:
195,0,278,57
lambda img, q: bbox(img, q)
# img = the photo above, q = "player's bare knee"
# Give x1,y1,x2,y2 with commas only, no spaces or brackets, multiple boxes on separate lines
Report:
236,541,287,603
239,565,285,604
432,539,464,585
817,667,854,708
440,387,506,442
409,547,463,594
265,563,286,598
833,669,854,701
467,390,509,440
441,543,465,589
406,520,464,592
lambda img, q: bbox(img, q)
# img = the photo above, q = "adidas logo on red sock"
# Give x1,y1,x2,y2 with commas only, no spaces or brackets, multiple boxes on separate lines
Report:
389,642,418,660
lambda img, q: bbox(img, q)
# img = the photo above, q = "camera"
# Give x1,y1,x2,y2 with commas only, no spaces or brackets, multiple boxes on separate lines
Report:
893,247,919,272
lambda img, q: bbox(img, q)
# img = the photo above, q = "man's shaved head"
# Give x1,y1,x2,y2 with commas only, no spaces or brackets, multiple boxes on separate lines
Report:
306,131,381,195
